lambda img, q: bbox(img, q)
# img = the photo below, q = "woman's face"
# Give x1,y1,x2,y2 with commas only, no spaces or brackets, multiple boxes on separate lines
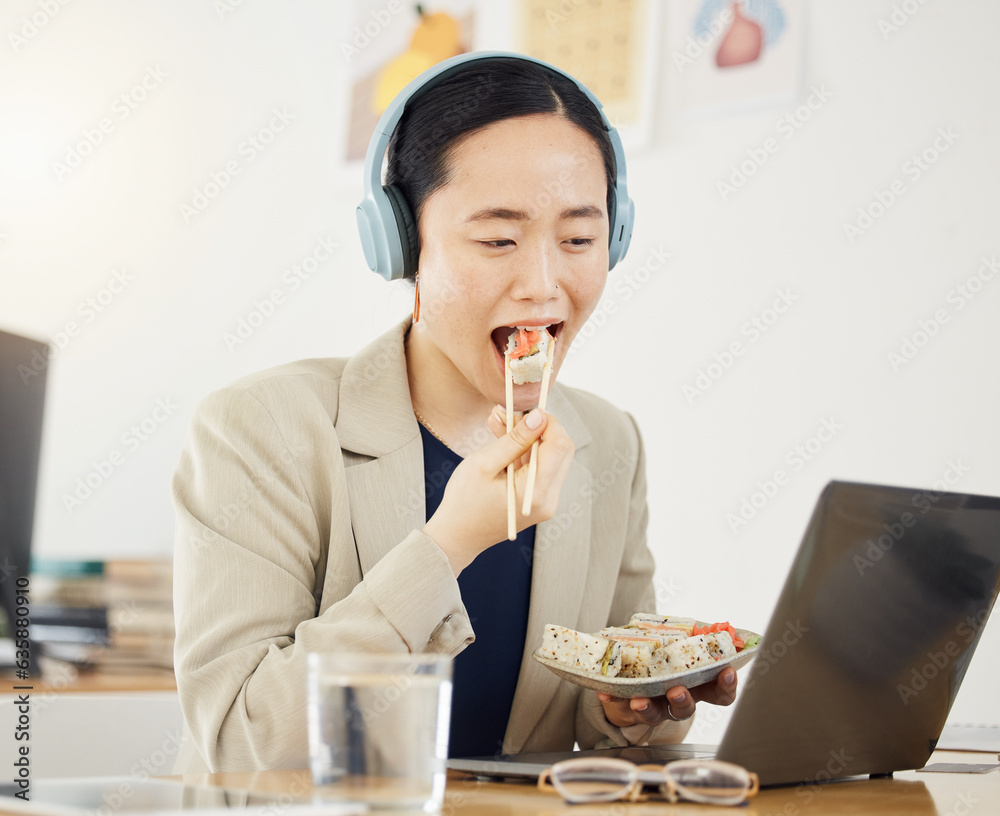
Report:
414,113,610,412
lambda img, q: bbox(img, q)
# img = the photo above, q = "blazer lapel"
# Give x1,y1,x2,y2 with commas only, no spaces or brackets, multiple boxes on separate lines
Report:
504,386,594,753
336,320,426,574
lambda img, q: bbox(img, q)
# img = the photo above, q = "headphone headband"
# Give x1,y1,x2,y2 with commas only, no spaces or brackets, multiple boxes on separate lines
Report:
357,50,634,281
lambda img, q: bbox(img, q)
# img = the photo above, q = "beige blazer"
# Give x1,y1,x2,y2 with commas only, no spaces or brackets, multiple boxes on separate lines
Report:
172,319,687,773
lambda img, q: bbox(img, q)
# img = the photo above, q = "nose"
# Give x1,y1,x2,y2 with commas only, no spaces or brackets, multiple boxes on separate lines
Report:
510,241,560,303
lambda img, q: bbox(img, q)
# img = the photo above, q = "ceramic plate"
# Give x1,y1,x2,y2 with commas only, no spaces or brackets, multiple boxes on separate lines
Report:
531,624,761,698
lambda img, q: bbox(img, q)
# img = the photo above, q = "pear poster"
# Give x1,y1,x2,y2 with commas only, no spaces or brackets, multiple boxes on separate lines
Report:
342,1,477,162
668,0,804,116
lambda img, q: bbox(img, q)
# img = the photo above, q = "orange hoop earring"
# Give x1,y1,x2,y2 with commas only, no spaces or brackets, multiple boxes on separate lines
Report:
412,274,420,324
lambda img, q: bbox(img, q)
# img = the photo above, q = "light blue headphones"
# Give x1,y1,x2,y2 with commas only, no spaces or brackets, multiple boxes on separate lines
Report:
356,50,635,281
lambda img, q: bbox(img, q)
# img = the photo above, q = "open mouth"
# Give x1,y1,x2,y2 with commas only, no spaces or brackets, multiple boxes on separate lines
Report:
490,322,563,363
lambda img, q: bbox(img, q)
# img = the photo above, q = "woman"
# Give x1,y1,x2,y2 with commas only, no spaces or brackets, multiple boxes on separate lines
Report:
172,53,736,774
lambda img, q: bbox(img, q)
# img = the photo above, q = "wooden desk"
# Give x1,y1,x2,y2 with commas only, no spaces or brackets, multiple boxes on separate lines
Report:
171,750,997,815
1,670,175,694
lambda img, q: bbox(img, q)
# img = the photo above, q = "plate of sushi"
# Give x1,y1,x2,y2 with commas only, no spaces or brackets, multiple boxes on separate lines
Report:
532,612,762,698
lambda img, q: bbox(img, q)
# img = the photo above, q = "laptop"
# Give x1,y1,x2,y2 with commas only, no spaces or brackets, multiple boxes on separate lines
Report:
449,480,1000,786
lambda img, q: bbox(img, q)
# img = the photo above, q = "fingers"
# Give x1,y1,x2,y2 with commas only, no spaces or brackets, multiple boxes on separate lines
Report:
629,697,666,727
665,686,696,721
599,669,740,730
698,668,738,706
477,408,547,474
488,405,521,440
683,667,739,707
597,693,636,727
598,693,670,728
481,408,574,485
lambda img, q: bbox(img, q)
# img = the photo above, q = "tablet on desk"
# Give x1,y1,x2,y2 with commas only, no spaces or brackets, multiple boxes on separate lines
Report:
0,777,365,816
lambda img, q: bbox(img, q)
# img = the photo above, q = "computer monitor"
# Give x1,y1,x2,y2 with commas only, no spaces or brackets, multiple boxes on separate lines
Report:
0,328,49,674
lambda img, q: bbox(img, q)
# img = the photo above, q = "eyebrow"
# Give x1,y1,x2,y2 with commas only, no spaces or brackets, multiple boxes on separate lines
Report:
464,205,605,223
465,207,529,223
561,205,605,220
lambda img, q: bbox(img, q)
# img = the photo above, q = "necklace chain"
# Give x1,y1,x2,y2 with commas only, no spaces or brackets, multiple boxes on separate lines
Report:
413,407,454,451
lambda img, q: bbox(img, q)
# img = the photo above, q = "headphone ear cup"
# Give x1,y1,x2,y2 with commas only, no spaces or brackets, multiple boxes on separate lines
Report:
607,190,634,271
384,185,419,278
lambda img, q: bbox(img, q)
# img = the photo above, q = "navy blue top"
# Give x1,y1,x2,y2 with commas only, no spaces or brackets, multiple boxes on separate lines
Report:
417,423,535,759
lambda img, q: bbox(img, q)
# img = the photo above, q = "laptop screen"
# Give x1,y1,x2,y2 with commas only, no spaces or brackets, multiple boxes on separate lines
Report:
0,329,49,674
717,480,1000,785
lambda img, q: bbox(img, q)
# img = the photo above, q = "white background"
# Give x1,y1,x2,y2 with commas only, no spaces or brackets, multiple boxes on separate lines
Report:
1,0,997,742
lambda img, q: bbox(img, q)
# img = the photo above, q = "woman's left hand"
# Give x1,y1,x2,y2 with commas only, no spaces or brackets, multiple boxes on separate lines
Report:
597,666,738,728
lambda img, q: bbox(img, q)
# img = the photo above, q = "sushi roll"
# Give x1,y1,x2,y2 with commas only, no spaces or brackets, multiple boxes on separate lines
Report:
541,624,619,677
597,628,661,678
654,634,716,673
628,613,697,636
704,631,737,661
507,327,551,385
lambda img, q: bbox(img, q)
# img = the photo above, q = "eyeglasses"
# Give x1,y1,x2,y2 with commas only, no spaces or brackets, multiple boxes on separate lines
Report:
538,757,759,806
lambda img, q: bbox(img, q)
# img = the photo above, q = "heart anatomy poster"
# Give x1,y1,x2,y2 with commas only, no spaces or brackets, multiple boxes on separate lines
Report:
668,0,805,117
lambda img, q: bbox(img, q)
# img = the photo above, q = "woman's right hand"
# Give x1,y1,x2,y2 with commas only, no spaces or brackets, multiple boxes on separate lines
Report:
421,408,575,575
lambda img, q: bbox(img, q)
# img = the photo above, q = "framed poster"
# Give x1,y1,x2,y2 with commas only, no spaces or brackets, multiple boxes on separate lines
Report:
515,0,663,151
342,1,479,162
668,0,805,117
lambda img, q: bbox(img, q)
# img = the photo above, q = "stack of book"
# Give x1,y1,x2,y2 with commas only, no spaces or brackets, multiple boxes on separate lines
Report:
31,558,175,675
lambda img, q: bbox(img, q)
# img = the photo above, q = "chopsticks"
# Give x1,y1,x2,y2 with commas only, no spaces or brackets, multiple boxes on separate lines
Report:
505,350,517,541
522,335,555,515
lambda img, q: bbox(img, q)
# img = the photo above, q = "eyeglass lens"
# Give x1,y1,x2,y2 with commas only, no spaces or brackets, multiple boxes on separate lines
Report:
665,759,753,805
552,759,635,802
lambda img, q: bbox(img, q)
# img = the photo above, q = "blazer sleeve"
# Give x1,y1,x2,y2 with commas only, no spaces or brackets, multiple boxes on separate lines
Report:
172,385,473,772
573,413,694,747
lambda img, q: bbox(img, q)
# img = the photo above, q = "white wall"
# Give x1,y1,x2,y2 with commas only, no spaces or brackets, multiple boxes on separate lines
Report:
2,0,997,738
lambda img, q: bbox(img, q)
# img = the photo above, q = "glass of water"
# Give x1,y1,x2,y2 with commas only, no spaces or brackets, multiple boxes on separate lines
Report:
307,652,453,812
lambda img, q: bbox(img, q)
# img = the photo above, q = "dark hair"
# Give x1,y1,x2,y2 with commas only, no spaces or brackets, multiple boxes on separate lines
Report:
385,57,616,280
